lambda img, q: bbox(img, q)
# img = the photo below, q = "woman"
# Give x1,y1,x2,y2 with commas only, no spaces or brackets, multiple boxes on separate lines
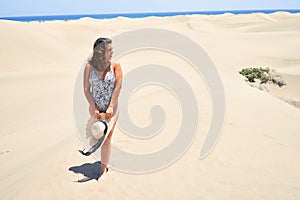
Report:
83,37,122,181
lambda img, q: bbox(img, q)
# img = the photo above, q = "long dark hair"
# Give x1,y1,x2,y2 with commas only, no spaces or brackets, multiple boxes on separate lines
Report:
90,37,112,72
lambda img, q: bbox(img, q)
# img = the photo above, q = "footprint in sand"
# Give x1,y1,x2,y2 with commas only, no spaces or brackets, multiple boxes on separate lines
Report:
0,150,10,155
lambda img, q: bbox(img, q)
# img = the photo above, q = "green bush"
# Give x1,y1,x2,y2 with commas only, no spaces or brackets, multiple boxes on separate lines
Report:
239,67,270,83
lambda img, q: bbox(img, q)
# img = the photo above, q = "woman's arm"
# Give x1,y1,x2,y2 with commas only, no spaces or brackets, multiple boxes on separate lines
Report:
107,62,123,114
84,63,101,118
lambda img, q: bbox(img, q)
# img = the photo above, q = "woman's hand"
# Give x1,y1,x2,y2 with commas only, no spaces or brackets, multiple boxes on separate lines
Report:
96,109,112,120
94,108,102,119
90,105,113,120
96,111,109,120
105,106,114,119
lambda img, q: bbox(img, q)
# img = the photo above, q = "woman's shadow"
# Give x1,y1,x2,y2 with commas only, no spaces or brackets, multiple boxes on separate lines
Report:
69,161,102,183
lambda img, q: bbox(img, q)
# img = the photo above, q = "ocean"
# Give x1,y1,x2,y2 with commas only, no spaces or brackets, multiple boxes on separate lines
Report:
1,9,300,22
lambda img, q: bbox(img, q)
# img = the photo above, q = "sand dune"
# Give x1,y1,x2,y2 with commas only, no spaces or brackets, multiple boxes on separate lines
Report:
0,12,300,199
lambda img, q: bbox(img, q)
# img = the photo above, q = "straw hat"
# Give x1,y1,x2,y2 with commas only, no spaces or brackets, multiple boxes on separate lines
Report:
85,116,108,146
79,110,119,156
91,120,108,140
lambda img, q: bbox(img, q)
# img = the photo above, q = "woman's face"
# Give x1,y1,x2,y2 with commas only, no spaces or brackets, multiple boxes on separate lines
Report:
105,43,113,63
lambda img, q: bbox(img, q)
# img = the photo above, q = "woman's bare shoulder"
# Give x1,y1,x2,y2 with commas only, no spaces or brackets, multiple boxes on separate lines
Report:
85,62,93,70
112,61,121,70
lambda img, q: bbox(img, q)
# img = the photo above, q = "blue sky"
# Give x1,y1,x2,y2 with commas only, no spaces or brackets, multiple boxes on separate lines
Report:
0,0,300,17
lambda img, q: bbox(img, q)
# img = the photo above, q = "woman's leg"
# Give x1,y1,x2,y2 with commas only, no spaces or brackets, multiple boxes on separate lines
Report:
100,118,117,176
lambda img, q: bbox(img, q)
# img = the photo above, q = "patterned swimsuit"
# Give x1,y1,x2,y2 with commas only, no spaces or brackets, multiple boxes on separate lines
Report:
89,65,115,112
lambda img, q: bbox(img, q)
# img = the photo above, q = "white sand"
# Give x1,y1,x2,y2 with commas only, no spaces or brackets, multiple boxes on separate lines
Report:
0,12,300,199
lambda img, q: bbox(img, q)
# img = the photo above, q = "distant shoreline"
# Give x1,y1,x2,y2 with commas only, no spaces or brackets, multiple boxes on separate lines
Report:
1,9,300,22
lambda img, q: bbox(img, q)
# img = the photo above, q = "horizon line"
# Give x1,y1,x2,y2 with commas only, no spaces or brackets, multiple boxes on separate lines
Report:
1,8,300,18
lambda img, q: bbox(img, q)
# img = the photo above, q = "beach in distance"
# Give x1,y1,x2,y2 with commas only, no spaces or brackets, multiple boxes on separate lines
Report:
0,12,300,199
